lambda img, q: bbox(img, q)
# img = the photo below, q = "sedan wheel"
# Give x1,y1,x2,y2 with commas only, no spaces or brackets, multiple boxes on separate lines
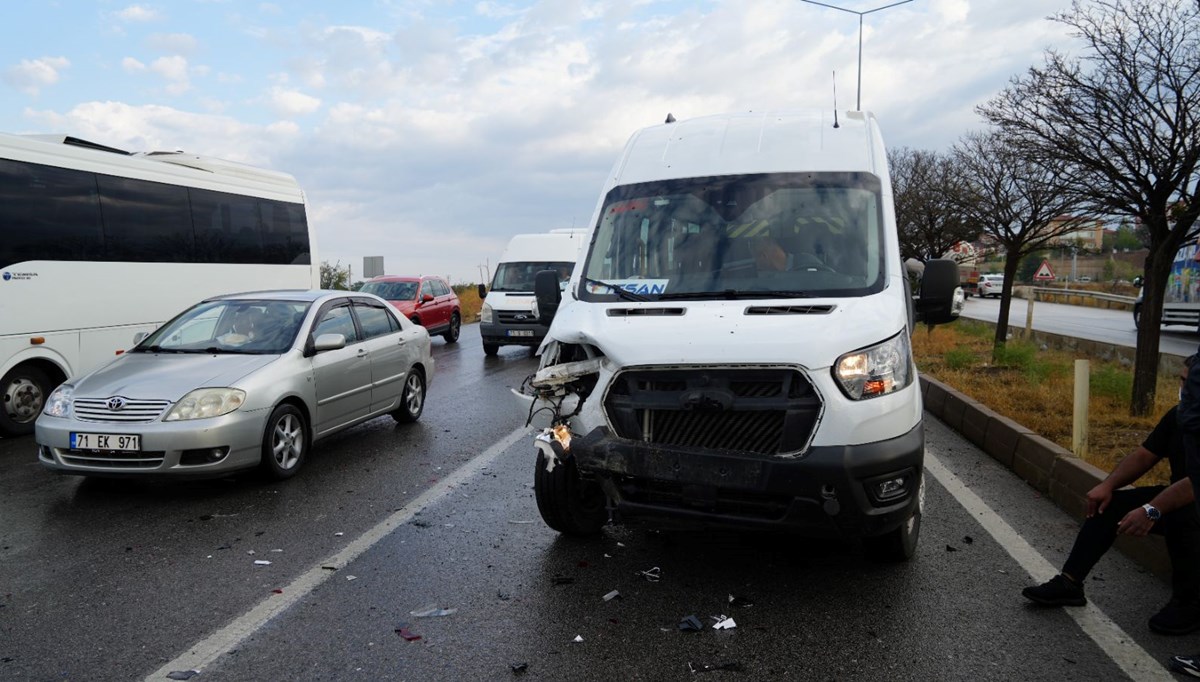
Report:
391,369,426,423
260,404,307,480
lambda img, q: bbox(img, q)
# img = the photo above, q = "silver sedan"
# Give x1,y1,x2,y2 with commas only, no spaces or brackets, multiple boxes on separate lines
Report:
35,290,434,480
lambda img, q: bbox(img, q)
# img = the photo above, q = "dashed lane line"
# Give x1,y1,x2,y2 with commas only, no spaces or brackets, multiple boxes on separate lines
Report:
142,425,531,682
924,451,1166,681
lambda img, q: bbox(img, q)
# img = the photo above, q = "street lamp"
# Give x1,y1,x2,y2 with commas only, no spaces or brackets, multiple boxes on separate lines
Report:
798,0,914,111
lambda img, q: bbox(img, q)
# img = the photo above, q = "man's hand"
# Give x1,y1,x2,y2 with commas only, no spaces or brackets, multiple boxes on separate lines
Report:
1116,507,1155,537
1085,483,1114,518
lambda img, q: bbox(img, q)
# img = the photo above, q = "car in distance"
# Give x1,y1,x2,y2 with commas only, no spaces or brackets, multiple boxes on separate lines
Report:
358,275,461,343
978,274,1005,298
36,290,434,480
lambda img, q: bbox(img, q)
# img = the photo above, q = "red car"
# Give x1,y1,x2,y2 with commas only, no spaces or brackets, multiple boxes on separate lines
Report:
359,275,461,343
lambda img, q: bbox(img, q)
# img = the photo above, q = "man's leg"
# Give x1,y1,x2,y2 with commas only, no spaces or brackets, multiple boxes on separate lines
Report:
1153,503,1200,635
1024,487,1157,606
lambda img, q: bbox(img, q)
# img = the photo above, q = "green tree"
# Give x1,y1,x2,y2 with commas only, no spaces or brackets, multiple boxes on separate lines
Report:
320,261,350,290
1018,252,1048,281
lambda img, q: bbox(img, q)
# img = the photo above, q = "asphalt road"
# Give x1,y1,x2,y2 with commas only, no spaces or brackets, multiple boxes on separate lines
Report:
961,295,1200,357
0,324,1188,680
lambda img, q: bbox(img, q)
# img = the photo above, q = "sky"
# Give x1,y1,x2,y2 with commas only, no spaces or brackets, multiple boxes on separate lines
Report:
1,0,1080,285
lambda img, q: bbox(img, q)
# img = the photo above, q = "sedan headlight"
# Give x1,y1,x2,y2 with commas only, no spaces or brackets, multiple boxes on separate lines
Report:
164,388,246,421
833,332,912,400
480,303,494,324
42,384,74,418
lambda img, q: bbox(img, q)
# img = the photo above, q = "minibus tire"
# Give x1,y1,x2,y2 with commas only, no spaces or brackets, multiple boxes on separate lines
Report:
534,450,607,536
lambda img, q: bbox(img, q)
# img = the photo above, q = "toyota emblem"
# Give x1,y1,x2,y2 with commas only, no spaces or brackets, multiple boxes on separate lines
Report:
106,397,127,411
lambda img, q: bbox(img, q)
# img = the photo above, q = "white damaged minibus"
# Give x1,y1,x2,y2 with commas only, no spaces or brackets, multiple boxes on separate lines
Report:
523,110,960,561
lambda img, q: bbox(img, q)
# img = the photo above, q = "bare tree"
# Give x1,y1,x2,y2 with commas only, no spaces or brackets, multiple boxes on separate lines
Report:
978,0,1200,415
951,131,1086,354
890,147,978,262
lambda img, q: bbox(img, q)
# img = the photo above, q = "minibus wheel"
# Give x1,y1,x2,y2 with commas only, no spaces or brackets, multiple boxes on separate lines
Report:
534,450,608,536
863,474,924,562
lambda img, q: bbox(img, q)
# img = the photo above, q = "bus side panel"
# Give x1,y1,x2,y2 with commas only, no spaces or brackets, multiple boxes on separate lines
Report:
0,334,74,384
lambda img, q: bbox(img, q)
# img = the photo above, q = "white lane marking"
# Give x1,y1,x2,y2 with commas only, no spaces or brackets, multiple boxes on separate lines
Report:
924,452,1166,681
143,426,532,681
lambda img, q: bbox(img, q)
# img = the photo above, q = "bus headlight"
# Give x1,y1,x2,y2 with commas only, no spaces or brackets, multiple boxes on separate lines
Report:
480,303,494,324
43,384,74,418
164,388,246,421
833,332,912,400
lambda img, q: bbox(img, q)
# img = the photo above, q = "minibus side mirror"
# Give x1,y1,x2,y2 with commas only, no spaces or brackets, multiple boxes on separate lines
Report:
477,283,487,300
914,259,961,326
533,270,562,326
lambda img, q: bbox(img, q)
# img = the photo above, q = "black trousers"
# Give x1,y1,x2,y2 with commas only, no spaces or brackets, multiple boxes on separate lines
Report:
1062,486,1200,604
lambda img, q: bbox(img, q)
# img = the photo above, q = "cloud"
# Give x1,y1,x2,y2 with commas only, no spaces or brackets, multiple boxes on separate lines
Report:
150,56,191,94
116,5,160,22
146,32,199,54
3,56,70,95
122,57,146,72
265,86,322,117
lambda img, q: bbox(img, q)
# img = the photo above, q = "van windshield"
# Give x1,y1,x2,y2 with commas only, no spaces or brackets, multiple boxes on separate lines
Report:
579,172,885,301
490,261,574,292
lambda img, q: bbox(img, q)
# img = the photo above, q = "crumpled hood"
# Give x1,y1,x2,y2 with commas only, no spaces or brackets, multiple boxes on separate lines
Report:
74,353,279,401
544,291,909,370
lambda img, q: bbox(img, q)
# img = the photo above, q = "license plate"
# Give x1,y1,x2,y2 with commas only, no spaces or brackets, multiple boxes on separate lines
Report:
70,432,141,451
507,330,535,337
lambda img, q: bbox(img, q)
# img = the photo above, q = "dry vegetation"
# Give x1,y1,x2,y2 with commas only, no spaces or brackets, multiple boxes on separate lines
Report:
913,320,1178,486
452,285,484,322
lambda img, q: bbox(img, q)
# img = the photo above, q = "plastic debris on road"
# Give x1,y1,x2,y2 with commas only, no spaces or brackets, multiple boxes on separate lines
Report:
688,661,743,674
410,604,457,617
678,615,704,632
167,671,200,680
602,590,621,601
572,635,584,643
253,560,272,566
711,615,736,630
945,544,958,552
637,566,662,582
346,575,358,581
508,520,535,525
511,662,528,675
394,623,422,642
728,594,754,608
335,532,344,536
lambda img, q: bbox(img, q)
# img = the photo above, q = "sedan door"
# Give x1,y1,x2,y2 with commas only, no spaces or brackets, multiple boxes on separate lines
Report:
351,299,419,413
308,302,373,435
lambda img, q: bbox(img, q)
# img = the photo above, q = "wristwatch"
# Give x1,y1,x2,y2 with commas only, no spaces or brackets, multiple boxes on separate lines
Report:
1143,503,1162,521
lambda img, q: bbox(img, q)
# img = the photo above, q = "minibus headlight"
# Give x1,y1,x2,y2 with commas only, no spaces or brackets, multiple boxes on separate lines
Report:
480,303,494,324
833,332,912,400
164,388,246,421
43,384,74,418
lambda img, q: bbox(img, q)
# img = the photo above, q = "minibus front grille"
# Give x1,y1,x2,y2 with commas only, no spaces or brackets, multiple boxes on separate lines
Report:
603,368,820,456
496,310,538,324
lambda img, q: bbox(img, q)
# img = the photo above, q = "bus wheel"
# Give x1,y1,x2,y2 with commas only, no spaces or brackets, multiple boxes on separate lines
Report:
1,365,50,437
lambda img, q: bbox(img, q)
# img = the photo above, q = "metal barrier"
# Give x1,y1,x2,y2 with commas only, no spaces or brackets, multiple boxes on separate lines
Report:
1024,286,1136,310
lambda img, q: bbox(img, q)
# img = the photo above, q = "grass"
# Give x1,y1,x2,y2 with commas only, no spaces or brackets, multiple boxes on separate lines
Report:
913,320,1177,486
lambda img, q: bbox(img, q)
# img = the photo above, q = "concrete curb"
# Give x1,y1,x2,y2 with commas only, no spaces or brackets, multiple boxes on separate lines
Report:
920,374,1171,579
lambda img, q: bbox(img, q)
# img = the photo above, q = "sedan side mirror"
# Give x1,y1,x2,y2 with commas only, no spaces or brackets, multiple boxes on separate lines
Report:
313,333,347,352
533,269,562,326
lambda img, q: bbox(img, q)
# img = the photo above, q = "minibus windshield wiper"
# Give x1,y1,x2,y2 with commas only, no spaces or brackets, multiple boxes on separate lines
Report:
580,277,650,302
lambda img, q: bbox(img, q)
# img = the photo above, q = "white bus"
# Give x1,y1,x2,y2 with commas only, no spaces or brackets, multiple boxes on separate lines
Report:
0,133,318,437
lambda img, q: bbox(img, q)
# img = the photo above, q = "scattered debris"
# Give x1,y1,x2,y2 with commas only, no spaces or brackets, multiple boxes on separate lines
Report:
963,535,974,545
270,549,283,553
198,515,213,521
412,520,432,528
552,575,576,586
346,575,358,581
1091,576,1105,582
394,624,422,642
712,616,736,630
510,662,528,675
604,553,612,558
945,545,958,553
688,661,742,674
728,594,754,608
678,615,704,632
602,590,621,602
1063,657,1077,665
410,604,457,617
497,591,511,601
508,520,535,525
335,532,344,537
572,635,584,643
637,567,662,582
321,565,338,571
272,589,283,594
167,671,200,681
254,560,272,566
617,542,626,547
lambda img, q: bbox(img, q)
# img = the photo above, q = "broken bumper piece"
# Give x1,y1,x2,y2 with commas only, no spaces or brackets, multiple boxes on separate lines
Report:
568,423,924,536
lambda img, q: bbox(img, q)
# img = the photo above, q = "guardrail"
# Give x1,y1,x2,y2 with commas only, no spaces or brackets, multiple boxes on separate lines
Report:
1023,286,1136,310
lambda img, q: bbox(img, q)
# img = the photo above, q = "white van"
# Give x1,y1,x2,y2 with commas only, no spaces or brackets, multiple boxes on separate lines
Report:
523,110,959,561
478,230,587,355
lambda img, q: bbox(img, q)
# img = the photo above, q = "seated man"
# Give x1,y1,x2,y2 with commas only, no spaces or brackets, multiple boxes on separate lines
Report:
1022,355,1200,635
749,235,826,272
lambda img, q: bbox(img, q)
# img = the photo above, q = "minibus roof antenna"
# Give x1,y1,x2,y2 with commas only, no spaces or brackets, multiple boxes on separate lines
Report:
832,71,840,129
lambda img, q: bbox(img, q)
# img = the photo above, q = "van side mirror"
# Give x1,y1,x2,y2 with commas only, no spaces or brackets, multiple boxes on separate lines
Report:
533,270,562,326
1132,275,1143,288
477,283,487,300
914,259,960,326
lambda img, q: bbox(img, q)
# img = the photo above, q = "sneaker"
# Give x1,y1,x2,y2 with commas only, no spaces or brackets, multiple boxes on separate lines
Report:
1170,653,1200,678
1022,574,1087,606
1151,600,1200,636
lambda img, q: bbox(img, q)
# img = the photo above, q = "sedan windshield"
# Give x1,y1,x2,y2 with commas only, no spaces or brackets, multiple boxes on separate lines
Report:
135,300,312,354
359,281,418,301
580,172,885,301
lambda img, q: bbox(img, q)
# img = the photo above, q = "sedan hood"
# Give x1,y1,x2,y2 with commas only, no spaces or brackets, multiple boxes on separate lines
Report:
74,353,279,401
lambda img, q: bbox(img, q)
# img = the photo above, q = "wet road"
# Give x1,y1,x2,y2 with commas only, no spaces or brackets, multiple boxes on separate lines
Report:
0,324,1186,680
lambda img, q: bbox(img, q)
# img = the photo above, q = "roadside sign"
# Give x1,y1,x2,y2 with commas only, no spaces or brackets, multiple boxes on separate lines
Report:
1033,260,1055,281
